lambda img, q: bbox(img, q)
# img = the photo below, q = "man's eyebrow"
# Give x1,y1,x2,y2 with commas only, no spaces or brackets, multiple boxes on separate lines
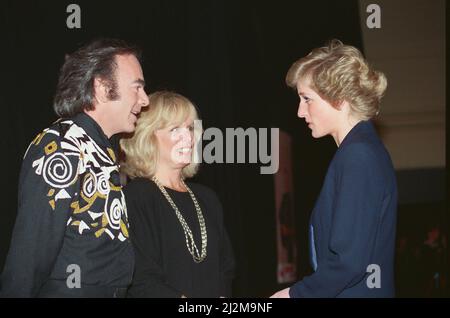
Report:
134,79,146,86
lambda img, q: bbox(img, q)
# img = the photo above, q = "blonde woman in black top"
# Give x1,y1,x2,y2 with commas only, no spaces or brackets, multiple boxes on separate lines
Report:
121,91,235,298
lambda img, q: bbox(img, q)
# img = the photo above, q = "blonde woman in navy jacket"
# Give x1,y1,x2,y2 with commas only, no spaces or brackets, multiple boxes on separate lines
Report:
272,40,397,298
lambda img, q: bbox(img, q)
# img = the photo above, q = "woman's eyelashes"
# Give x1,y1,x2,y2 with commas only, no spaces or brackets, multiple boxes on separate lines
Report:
170,125,194,132
302,95,312,104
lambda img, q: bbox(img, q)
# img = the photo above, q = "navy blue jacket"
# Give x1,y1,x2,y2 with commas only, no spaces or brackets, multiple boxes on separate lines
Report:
290,120,398,298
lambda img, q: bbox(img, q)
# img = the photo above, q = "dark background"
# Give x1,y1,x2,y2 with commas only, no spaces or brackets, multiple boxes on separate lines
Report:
0,0,447,297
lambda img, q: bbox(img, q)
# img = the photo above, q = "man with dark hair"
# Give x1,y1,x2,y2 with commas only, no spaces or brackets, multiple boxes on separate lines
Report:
0,38,149,297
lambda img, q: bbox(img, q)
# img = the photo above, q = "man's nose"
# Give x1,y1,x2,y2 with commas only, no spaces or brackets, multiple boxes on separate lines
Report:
140,91,150,108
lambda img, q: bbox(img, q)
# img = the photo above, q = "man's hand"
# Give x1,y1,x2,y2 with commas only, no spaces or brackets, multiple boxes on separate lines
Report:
270,287,291,298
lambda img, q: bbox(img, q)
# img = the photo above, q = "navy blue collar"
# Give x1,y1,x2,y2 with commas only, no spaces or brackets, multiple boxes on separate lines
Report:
339,120,375,148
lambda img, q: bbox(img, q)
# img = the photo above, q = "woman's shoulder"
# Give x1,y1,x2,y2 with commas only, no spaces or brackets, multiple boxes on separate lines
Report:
186,181,215,195
333,141,379,170
337,122,388,162
337,141,377,160
185,182,221,203
333,140,394,183
123,177,159,198
338,128,392,164
186,182,224,222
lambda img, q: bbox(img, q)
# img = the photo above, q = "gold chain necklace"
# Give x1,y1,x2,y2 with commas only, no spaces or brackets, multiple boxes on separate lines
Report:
152,176,207,263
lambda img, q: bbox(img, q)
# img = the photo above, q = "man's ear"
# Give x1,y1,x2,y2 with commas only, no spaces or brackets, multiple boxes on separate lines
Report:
93,77,110,104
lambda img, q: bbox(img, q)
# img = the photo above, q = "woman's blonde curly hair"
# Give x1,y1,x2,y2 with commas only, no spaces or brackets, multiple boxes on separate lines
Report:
286,39,387,120
120,91,201,180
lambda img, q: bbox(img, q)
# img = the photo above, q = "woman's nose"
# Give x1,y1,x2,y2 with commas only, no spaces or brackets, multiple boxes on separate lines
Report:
297,102,307,118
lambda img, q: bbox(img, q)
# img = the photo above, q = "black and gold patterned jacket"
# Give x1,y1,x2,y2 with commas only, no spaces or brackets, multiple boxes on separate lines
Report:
0,113,134,297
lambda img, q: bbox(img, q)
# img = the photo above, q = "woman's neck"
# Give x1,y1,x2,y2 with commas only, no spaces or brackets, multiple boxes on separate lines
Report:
153,166,186,192
333,115,361,147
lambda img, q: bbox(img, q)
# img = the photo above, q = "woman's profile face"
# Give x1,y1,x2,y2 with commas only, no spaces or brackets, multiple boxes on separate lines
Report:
154,116,195,169
296,79,341,140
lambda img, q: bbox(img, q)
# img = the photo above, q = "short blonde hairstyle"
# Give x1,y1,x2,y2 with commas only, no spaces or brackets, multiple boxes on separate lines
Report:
286,39,387,120
120,91,201,180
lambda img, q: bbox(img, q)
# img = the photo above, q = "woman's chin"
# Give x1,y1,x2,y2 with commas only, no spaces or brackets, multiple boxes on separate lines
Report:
311,130,324,139
173,157,192,167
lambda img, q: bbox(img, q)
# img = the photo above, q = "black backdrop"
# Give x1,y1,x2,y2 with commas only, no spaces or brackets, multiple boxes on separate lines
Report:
1,0,423,297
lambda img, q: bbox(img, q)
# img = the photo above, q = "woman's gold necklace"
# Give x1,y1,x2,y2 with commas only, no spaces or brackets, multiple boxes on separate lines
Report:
152,176,207,263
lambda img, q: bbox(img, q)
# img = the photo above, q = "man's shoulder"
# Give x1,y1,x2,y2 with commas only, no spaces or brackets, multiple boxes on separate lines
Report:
30,119,77,143
24,119,83,159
